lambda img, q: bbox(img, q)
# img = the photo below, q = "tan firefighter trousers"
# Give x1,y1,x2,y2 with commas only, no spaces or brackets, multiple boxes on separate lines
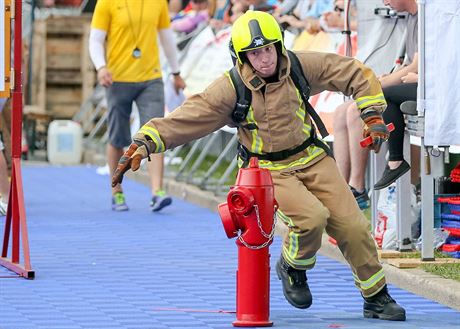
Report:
272,156,385,297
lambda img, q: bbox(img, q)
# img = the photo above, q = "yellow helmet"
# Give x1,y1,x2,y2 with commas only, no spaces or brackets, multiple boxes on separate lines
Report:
230,10,284,64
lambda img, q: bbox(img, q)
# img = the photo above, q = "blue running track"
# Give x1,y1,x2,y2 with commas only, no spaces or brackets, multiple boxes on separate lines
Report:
0,165,459,329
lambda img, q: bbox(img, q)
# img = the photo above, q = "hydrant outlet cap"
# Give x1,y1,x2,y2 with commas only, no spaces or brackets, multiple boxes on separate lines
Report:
249,157,259,168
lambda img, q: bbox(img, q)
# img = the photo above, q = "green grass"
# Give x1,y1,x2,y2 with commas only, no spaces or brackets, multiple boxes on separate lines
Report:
386,250,460,282
421,263,460,282
397,251,450,259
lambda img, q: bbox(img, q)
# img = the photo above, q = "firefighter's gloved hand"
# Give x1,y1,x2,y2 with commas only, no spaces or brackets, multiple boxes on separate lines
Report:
111,134,157,187
361,108,389,153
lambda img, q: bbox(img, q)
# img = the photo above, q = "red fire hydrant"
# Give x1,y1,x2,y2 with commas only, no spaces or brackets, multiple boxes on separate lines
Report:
218,157,278,327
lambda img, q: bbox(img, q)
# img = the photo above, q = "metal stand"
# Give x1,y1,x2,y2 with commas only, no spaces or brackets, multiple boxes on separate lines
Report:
1,0,35,279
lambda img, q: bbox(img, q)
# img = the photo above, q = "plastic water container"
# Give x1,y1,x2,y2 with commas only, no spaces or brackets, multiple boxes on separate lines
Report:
47,120,83,165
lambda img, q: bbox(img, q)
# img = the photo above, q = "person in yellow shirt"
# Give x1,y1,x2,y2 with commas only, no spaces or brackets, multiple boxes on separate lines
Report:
89,0,186,212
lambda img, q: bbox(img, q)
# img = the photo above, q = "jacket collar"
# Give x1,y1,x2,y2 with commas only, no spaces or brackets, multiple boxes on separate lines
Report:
237,50,291,91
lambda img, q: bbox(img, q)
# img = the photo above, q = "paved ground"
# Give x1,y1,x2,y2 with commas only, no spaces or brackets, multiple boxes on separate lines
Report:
0,165,459,329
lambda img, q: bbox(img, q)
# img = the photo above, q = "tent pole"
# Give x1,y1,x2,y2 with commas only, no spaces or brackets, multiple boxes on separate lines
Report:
418,0,435,261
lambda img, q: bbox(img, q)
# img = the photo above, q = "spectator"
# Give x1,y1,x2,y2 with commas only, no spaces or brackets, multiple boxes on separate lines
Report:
333,100,371,209
374,0,418,190
215,0,230,18
320,0,357,32
112,10,405,321
89,0,186,212
0,98,9,216
247,0,276,12
168,0,190,15
172,0,210,34
208,0,231,29
333,0,418,199
223,0,250,24
276,0,334,34
273,0,300,15
329,0,365,209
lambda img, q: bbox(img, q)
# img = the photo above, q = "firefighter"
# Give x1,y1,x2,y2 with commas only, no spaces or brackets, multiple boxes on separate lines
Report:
112,10,406,321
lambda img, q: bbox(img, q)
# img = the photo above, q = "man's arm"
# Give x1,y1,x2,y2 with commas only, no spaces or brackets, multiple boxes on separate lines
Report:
158,28,186,92
89,0,112,87
297,51,389,152
89,28,112,87
88,28,106,70
379,53,418,88
299,51,386,111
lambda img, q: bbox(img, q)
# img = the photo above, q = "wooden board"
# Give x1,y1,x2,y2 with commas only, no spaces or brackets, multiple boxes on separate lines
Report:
30,19,47,109
45,16,91,35
46,86,82,104
378,250,419,259
46,37,82,69
46,69,82,85
386,257,460,269
47,103,81,119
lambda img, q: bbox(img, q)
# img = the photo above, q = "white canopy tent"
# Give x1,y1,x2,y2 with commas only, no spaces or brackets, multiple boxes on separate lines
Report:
419,0,460,259
422,0,460,146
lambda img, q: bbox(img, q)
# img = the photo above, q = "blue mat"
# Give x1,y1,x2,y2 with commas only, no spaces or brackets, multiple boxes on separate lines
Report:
0,165,459,329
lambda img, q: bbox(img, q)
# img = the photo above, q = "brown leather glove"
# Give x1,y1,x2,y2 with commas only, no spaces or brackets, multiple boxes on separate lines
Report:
361,108,389,153
111,133,157,187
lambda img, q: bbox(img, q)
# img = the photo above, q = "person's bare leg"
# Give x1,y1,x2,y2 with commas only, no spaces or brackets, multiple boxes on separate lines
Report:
388,160,403,170
147,153,164,195
148,153,172,211
333,100,354,182
346,103,369,191
107,143,124,195
0,151,10,201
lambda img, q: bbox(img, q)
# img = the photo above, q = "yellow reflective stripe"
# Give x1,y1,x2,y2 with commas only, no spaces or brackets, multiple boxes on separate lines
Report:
288,231,299,258
353,269,385,290
295,89,313,139
237,157,244,168
277,209,294,227
355,93,386,110
225,71,235,89
139,125,165,152
302,122,311,136
282,246,316,267
259,146,324,170
296,110,304,121
295,89,305,120
246,107,263,154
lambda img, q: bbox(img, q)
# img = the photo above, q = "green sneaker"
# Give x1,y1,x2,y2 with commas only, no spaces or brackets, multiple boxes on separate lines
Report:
150,190,172,212
112,192,129,211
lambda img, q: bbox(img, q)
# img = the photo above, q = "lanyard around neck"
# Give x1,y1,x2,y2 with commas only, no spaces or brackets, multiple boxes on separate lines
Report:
125,0,144,49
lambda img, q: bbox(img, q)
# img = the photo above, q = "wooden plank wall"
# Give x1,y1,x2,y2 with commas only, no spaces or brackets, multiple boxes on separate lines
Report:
30,15,96,120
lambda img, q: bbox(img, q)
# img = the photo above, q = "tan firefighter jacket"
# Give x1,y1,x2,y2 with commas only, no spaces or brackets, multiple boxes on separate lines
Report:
139,50,386,172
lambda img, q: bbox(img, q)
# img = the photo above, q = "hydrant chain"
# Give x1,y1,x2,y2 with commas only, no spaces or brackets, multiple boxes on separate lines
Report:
238,234,272,250
254,205,278,239
237,205,277,250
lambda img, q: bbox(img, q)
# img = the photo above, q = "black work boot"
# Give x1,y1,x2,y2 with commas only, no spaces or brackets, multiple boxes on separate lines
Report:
363,285,406,321
276,256,312,309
